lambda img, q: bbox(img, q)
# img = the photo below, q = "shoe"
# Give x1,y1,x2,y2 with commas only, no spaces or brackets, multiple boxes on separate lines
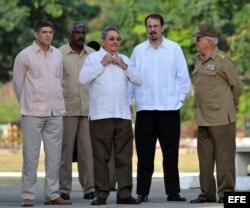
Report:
167,193,186,201
137,194,149,202
117,196,141,204
44,197,72,205
190,198,216,203
22,199,33,207
218,197,224,203
91,197,106,205
110,187,117,191
84,192,95,199
60,192,70,200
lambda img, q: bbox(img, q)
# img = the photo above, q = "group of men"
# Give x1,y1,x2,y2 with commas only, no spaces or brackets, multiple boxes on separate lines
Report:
12,13,242,207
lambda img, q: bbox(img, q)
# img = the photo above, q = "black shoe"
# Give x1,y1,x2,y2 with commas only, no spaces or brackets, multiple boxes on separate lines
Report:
60,192,70,200
117,196,141,204
218,197,224,203
137,195,149,202
91,197,106,205
110,187,117,191
84,192,95,199
167,194,186,201
190,198,216,203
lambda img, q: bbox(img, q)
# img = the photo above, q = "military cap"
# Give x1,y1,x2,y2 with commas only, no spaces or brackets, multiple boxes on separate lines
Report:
193,24,219,38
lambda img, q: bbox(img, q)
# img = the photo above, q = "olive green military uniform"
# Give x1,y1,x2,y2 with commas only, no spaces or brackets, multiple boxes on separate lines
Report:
192,47,243,200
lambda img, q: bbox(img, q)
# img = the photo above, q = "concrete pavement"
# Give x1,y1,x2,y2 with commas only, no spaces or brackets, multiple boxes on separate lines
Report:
0,176,225,208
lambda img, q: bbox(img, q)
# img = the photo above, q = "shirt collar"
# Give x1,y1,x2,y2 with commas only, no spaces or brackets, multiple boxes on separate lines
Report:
210,46,219,60
32,41,53,52
100,47,119,56
145,36,168,49
65,43,90,55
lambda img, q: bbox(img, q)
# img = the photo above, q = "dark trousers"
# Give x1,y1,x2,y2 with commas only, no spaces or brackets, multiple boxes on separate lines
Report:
135,110,181,195
89,118,133,199
108,145,117,189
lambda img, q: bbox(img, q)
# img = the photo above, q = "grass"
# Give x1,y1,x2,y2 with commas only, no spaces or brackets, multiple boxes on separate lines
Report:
0,147,199,173
132,146,199,172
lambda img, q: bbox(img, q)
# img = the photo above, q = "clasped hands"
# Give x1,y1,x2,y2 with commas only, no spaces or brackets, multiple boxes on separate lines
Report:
101,53,127,70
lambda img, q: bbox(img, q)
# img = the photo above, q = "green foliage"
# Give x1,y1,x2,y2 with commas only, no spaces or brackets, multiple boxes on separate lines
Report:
227,2,250,77
0,0,101,82
0,1,29,32
238,86,250,128
180,94,196,125
1,0,248,81
0,95,20,123
102,0,138,55
0,0,249,132
0,0,30,81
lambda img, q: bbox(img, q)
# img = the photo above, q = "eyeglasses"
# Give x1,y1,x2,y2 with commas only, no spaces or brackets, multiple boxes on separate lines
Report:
106,37,121,42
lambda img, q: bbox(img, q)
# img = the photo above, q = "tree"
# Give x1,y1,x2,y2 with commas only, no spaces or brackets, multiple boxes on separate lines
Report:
158,0,250,129
0,0,101,82
0,0,30,81
227,1,250,77
153,0,248,75
1,0,250,130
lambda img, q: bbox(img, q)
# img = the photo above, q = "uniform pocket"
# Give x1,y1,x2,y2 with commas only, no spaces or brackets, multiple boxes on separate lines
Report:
202,103,221,122
202,102,220,110
200,70,217,87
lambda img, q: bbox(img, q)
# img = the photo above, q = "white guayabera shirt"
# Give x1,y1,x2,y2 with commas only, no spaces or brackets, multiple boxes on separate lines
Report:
79,47,142,120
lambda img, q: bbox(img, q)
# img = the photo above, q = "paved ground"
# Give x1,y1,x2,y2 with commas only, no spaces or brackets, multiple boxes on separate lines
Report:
0,177,224,208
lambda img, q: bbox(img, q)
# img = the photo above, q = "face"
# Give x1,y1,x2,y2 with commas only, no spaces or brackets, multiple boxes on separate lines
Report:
146,18,164,41
102,30,121,55
194,36,211,53
34,26,53,47
69,27,86,46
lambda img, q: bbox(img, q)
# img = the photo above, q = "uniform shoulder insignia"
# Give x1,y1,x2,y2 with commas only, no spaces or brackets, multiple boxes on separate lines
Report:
218,51,225,59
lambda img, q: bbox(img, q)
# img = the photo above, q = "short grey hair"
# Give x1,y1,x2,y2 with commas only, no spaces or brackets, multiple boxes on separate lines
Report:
101,26,120,39
68,23,86,35
204,36,219,45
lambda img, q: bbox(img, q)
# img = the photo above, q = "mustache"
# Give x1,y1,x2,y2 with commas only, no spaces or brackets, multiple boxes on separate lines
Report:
77,38,84,42
150,31,157,35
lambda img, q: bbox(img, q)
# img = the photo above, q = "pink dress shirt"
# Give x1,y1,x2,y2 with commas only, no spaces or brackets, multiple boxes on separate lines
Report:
13,41,65,116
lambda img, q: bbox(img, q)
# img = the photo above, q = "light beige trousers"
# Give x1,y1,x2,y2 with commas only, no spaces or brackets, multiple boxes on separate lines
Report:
21,115,63,201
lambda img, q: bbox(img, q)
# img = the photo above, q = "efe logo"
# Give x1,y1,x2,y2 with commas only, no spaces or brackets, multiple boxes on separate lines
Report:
228,196,246,203
224,192,249,208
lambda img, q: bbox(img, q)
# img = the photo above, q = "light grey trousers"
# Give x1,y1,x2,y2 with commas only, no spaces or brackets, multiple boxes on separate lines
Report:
20,115,63,201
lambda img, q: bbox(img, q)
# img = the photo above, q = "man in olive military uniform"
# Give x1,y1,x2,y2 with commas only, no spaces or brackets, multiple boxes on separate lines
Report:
190,24,243,204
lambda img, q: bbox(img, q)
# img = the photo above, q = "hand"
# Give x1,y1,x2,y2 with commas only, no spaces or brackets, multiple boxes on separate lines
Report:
101,53,113,66
235,106,240,113
112,55,127,70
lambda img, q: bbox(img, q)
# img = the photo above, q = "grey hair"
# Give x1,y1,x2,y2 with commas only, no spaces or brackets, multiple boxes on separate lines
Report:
204,36,219,45
101,26,120,39
68,23,86,35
